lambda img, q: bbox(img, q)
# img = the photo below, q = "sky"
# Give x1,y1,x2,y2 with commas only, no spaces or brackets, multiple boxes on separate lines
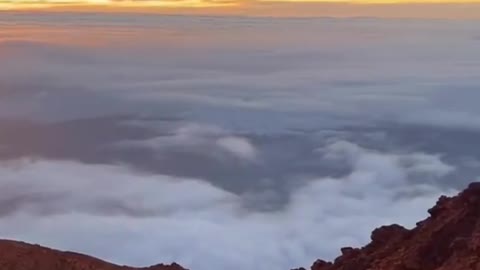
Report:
1,10,480,270
1,1,480,19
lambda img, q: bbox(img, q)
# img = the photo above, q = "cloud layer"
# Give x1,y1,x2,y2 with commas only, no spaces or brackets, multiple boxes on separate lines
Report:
1,15,479,270
2,15,480,129
0,141,457,270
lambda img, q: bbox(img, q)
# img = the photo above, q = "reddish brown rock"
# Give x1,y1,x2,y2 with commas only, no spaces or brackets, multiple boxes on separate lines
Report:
301,182,480,270
0,239,186,270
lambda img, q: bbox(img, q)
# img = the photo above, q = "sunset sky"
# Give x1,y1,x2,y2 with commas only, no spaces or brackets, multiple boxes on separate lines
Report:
2,0,480,266
2,0,480,18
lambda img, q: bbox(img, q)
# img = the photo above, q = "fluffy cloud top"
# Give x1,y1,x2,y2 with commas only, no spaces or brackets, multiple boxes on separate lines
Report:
117,123,258,162
0,141,457,270
216,136,257,161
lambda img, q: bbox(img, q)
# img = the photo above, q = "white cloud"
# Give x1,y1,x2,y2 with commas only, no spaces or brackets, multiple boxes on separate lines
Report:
216,136,257,161
321,140,454,184
399,153,455,178
117,123,259,162
0,141,458,270
0,159,237,217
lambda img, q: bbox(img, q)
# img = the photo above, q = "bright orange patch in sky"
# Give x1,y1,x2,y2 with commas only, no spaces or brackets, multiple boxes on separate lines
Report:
2,0,480,9
1,0,480,19
0,0,236,10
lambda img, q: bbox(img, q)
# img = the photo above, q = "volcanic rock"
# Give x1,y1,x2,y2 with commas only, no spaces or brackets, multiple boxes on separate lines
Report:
305,182,480,270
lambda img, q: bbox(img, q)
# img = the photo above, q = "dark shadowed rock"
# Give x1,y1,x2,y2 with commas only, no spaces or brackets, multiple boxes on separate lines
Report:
310,259,333,270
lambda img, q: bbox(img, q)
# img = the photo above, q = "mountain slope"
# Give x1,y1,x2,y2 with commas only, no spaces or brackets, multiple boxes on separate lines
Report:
298,182,480,270
0,239,186,270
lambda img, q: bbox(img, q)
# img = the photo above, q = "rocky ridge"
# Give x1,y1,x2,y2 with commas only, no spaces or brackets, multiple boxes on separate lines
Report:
297,182,480,270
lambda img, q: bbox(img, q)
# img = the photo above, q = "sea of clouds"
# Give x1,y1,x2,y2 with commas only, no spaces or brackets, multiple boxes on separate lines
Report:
0,13,480,270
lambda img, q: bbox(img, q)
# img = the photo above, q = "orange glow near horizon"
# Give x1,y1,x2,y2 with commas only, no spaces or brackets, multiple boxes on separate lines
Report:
3,0,480,9
0,0,238,10
2,0,480,19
